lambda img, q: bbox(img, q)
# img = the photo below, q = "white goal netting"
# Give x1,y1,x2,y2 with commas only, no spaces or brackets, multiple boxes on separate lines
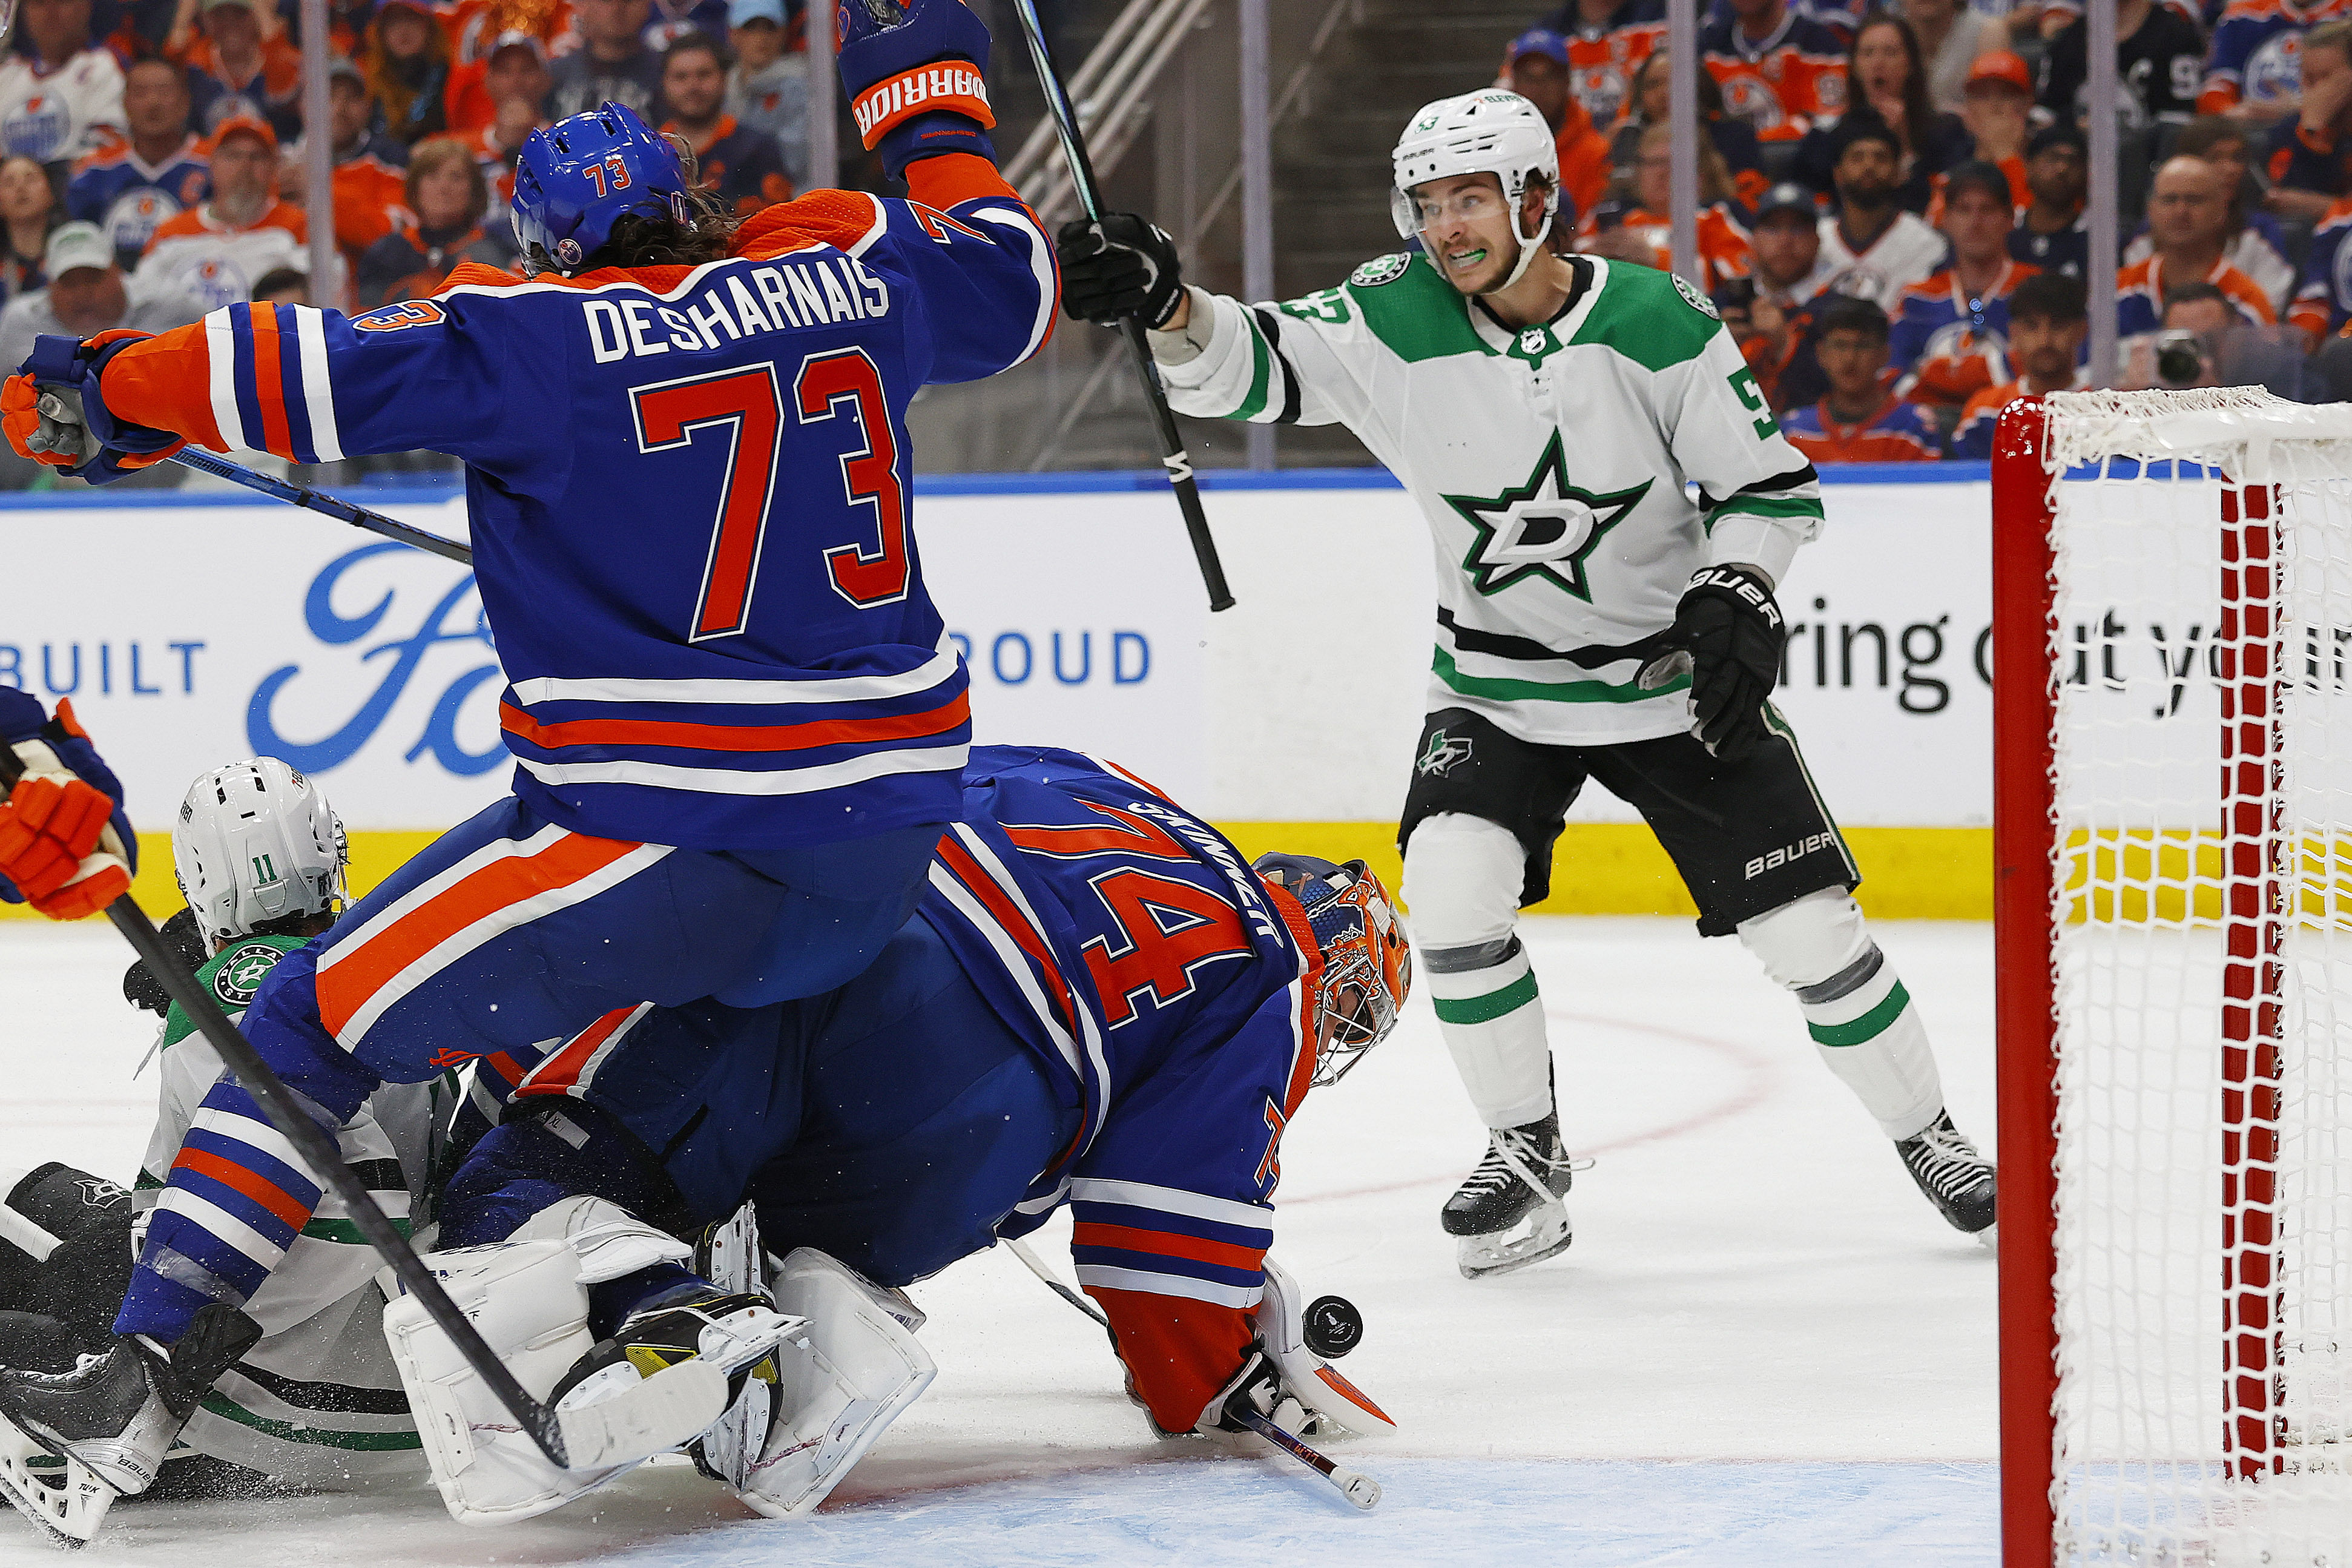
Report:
2041,389,2352,1567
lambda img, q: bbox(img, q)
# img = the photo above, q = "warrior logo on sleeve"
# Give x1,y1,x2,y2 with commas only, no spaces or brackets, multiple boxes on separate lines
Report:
1444,431,1652,601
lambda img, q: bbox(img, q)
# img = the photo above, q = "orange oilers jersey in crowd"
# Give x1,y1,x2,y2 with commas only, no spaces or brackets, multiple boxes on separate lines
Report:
94,157,1056,852
1888,260,2038,407
1567,13,1665,128
1697,10,1848,142
1553,100,1613,224
331,148,410,264
1780,394,1941,461
2115,255,2278,343
1577,203,1754,292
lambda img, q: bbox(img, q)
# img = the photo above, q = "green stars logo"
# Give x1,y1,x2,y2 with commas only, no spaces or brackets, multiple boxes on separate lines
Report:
212,941,281,1008
1443,432,1652,601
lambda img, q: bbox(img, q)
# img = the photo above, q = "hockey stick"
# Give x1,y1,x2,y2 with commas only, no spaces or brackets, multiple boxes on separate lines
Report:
1002,1231,1379,1510
0,751,717,1475
166,448,475,565
0,1207,58,1265
1006,0,1236,613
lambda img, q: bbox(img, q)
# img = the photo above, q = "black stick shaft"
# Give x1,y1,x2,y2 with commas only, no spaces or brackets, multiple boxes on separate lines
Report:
1007,0,1235,613
0,750,562,1468
170,449,475,565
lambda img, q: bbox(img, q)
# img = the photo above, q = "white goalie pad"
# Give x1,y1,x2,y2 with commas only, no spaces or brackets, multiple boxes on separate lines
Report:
1256,1259,1395,1437
0,1405,112,1549
381,1240,724,1528
732,1248,934,1518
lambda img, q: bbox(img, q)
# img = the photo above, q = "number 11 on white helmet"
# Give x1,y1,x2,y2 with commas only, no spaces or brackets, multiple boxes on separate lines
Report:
172,759,348,954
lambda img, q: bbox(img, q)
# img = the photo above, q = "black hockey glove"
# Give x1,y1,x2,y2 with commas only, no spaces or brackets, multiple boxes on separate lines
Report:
1639,565,1786,763
1056,213,1185,328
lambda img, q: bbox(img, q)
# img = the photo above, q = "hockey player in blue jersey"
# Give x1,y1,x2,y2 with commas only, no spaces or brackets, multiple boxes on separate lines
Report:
0,0,1056,1506
374,747,1412,1523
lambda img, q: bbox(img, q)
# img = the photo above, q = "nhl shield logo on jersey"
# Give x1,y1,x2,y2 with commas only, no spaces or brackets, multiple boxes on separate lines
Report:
212,941,282,1008
1351,253,1412,288
1444,431,1653,601
1417,728,1474,777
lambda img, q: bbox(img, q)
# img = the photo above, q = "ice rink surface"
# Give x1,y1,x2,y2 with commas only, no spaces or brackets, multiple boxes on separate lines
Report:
0,915,2000,1566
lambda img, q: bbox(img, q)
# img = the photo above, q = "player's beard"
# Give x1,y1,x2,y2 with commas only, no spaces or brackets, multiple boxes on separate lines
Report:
1435,229,1517,297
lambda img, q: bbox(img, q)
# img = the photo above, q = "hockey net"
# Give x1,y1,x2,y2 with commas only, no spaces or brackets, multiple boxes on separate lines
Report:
1993,387,2352,1567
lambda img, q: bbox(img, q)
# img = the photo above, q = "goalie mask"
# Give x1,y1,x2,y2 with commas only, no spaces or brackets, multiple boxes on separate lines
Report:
1389,90,1560,292
173,758,348,952
1254,854,1412,1084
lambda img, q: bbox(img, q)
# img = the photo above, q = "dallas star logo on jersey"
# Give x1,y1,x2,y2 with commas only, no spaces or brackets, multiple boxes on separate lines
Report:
212,942,281,1008
1417,728,1474,777
1443,432,1651,601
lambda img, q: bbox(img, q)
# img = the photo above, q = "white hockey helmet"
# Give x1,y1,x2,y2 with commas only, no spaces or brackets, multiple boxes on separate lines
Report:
1389,90,1561,291
173,758,348,951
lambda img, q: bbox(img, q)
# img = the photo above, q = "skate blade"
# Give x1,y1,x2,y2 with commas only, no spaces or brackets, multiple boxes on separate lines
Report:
0,1409,113,1549
1457,1204,1573,1280
557,1359,728,1472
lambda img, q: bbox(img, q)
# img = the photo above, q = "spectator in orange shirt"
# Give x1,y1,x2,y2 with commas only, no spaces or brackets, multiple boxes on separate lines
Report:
1504,28,1613,225
1537,0,1666,130
658,32,791,214
355,135,513,306
2125,116,2296,314
453,34,552,208
317,56,409,270
1610,46,1765,208
445,27,552,136
183,0,303,142
364,0,452,145
1948,271,2086,458
1698,0,1850,143
1780,296,1943,461
1577,121,1754,291
1953,50,2033,209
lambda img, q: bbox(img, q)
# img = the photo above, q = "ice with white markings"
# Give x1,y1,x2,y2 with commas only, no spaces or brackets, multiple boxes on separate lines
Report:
0,915,2000,1566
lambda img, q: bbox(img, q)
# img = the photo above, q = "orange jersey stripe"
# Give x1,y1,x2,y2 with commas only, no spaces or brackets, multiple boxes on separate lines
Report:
496,691,970,755
1073,1222,1267,1273
246,305,292,458
515,1005,637,1097
935,834,1079,1035
171,1145,313,1231
315,832,645,1039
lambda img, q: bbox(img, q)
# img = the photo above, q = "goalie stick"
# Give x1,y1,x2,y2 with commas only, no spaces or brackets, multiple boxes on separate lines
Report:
1001,1234,1380,1511
0,748,718,1485
1006,0,1236,613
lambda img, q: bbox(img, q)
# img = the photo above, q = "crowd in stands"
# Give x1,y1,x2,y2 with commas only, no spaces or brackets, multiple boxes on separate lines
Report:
1500,0,2352,461
0,0,814,484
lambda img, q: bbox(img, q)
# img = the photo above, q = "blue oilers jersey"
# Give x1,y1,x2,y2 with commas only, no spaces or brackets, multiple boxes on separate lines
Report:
917,745,1322,1426
100,159,1057,852
67,139,210,268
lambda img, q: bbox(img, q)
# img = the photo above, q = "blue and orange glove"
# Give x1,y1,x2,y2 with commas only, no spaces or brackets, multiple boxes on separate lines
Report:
837,0,995,182
0,690,136,921
2,329,186,485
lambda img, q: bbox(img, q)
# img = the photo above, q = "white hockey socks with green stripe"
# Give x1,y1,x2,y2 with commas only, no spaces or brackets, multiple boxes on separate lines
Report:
1425,938,1555,1130
1738,890,1942,1141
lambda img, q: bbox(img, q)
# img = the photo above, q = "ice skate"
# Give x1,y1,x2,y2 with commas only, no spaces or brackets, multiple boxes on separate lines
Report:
0,1302,257,1546
552,1290,789,1416
1441,1111,1576,1279
1895,1111,1997,1244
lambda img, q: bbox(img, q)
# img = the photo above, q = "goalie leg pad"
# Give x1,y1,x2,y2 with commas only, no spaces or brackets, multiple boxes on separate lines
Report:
733,1248,935,1519
382,1239,709,1527
1738,891,1945,1141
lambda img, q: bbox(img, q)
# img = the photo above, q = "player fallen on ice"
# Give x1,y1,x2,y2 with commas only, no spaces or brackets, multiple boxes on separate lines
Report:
0,749,493,1535
1054,89,1997,1279
0,0,1054,1521
376,746,1409,1524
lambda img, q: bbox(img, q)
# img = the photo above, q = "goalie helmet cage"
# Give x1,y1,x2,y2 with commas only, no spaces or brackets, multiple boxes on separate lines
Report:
1992,388,2352,1568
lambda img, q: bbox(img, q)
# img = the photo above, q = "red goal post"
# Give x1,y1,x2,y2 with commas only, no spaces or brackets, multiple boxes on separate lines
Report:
1992,388,2352,1568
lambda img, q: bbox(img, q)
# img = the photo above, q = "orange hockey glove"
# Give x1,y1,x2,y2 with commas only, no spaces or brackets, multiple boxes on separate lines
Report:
0,696,136,920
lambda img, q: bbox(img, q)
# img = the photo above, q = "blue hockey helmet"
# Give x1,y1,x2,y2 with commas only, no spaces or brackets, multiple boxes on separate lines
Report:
511,100,691,276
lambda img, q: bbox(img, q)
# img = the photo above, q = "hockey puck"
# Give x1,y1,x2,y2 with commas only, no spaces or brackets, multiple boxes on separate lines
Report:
1302,1294,1363,1359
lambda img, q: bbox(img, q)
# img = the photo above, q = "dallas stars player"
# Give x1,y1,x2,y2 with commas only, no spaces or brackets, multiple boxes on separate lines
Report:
1055,89,1996,1278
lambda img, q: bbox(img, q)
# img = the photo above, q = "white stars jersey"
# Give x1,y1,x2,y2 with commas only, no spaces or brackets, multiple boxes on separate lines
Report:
1155,252,1825,747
